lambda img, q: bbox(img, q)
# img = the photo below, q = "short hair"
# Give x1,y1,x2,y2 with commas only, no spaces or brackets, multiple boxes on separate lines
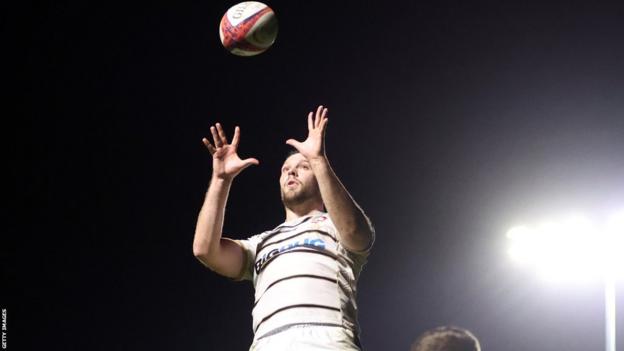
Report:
284,149,300,160
410,326,481,351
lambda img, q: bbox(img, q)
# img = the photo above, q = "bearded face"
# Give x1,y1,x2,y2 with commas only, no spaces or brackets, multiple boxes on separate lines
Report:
279,153,321,208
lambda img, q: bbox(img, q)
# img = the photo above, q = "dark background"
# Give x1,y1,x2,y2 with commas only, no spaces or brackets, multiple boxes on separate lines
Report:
5,0,624,350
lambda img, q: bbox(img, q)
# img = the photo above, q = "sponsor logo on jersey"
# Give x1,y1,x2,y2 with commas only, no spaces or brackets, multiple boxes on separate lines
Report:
311,215,328,224
254,238,326,274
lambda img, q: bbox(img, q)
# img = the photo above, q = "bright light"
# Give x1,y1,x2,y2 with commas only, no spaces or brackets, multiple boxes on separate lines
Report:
507,210,623,351
605,209,624,276
507,211,624,281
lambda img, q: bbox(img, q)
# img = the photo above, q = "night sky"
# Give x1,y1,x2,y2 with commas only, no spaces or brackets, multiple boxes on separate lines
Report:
6,1,624,350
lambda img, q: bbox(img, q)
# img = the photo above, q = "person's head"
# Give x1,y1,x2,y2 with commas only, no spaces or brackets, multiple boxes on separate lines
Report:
410,326,481,351
279,151,323,212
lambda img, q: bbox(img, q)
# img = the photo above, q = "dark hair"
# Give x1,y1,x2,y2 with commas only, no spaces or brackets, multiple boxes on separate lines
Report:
410,326,481,351
284,149,300,160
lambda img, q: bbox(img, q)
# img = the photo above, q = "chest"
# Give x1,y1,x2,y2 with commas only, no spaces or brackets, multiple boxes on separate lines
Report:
253,217,339,276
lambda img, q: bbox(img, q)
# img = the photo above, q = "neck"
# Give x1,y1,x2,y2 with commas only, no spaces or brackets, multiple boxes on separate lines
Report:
284,202,324,222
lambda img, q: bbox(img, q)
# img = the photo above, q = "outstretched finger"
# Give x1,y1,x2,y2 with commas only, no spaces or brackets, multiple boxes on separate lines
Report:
321,107,328,120
307,112,314,131
320,117,329,133
202,137,216,155
216,123,229,145
315,105,323,128
210,126,221,147
231,126,241,148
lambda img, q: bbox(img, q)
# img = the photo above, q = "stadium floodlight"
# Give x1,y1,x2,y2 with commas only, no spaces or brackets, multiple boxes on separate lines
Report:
507,210,624,351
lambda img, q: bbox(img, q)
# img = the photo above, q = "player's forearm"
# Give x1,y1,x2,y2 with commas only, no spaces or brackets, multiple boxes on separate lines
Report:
193,176,233,256
309,156,373,251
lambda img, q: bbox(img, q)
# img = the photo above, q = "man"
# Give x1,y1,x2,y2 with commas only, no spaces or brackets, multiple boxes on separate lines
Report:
410,326,481,351
193,105,375,350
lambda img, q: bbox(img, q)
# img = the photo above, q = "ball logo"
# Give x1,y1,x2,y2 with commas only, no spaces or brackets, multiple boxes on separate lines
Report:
231,4,248,19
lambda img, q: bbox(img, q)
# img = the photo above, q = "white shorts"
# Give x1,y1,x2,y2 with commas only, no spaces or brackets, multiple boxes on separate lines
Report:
249,325,362,351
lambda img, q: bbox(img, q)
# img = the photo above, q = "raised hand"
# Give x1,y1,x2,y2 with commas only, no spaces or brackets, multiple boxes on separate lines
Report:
286,105,329,160
202,123,259,181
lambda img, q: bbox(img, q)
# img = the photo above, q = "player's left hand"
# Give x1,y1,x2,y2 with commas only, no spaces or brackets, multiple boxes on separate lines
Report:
286,105,329,160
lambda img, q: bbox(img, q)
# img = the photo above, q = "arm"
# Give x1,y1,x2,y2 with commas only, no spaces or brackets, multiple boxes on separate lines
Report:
193,123,259,278
286,106,374,252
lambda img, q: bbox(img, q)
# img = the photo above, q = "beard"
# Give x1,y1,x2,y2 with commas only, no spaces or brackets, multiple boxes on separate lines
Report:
280,183,318,209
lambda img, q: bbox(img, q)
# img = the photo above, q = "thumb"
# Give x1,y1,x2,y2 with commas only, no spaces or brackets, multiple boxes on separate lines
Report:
285,139,301,150
240,158,260,170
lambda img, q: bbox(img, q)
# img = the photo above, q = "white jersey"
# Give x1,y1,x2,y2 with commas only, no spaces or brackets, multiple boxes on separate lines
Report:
235,211,372,344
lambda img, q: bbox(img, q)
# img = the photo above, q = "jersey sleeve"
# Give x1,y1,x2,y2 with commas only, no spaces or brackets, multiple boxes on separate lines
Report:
232,233,264,281
324,216,375,256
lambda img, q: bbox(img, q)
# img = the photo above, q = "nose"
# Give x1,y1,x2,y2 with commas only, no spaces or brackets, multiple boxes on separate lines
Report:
288,168,297,177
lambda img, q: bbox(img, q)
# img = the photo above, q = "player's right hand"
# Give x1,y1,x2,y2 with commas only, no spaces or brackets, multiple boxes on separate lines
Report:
202,123,259,180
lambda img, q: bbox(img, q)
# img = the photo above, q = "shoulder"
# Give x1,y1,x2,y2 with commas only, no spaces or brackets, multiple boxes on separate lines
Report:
317,213,374,256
